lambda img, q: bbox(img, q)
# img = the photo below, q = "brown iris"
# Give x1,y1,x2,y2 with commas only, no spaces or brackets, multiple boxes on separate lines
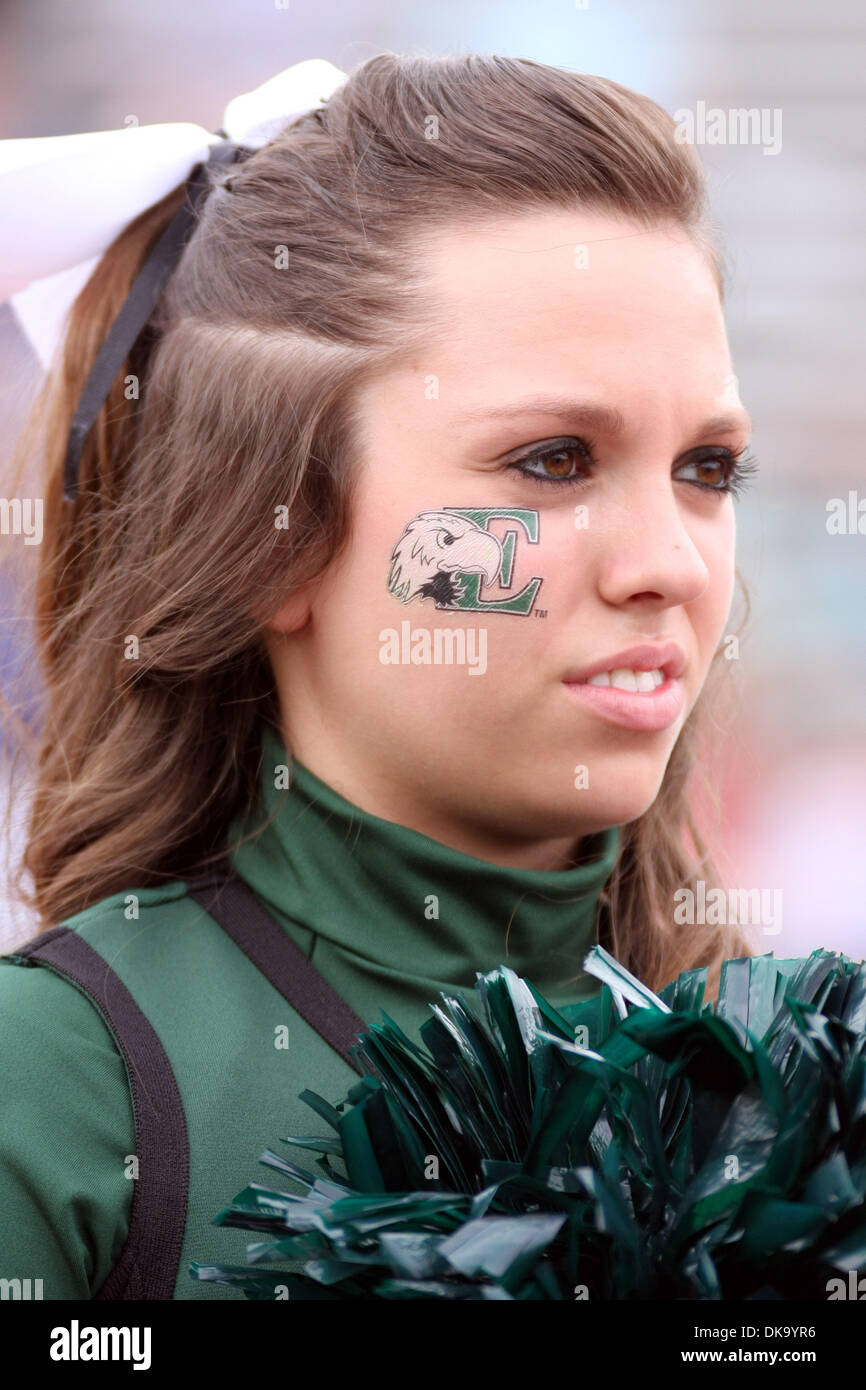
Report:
693,457,728,487
540,448,579,478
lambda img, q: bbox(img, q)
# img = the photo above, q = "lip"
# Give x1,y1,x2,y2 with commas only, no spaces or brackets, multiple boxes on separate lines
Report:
561,641,687,732
562,642,686,686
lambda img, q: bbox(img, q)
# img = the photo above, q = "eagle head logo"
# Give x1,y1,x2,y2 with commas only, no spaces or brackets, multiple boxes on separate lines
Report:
387,510,504,607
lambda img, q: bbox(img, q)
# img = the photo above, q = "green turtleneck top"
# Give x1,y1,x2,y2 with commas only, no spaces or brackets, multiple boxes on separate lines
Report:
0,721,619,1299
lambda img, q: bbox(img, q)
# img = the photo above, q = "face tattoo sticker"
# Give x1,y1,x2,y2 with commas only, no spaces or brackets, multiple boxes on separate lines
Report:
387,508,543,614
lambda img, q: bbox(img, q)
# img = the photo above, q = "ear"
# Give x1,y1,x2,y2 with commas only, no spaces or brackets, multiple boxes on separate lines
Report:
263,578,317,635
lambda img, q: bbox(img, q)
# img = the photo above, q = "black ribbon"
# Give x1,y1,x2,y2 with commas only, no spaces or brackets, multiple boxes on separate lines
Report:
62,130,243,501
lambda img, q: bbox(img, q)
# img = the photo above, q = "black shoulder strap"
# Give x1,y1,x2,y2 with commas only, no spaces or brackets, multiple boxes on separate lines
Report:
10,926,188,1301
6,869,368,1301
185,870,368,1076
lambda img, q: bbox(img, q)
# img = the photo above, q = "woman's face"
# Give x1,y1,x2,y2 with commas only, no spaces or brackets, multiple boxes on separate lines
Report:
266,210,751,868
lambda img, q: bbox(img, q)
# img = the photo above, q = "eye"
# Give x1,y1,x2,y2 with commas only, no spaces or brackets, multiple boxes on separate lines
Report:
675,447,759,498
506,437,596,487
438,529,456,545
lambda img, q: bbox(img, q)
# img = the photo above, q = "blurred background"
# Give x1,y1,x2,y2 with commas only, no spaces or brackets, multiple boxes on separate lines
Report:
0,0,863,959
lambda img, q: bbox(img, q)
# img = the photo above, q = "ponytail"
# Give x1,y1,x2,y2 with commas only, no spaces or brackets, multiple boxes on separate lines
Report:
7,179,275,926
38,184,187,657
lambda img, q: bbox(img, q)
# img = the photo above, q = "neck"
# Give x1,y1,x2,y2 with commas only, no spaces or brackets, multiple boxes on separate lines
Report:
275,730,600,873
227,720,622,1008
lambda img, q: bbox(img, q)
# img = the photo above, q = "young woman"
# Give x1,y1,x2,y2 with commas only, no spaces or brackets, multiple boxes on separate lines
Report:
0,52,756,1300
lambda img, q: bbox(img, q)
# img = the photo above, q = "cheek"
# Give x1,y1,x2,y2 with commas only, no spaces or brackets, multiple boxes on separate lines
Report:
308,497,554,703
691,517,737,651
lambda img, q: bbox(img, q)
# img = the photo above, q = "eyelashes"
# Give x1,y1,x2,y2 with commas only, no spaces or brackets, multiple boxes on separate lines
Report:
505,436,760,499
508,438,598,489
713,449,760,499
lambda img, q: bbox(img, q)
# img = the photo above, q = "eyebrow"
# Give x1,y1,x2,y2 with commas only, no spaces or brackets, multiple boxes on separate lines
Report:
454,395,753,441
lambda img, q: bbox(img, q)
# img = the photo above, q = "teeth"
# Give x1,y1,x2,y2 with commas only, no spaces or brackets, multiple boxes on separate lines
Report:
586,666,665,692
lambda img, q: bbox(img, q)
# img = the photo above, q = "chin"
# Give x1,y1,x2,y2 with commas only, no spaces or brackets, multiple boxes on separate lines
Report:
458,763,666,844
528,751,672,836
569,786,664,834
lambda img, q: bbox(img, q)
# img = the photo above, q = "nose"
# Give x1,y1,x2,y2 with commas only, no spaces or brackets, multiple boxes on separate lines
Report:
592,476,712,612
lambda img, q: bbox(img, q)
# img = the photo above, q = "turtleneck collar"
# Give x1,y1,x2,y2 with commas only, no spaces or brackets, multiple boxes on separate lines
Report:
227,721,621,1008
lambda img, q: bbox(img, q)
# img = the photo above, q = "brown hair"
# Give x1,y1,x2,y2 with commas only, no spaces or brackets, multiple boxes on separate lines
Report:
5,52,754,997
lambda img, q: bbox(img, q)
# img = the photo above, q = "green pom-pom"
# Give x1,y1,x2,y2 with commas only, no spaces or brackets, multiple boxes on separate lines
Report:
191,945,866,1300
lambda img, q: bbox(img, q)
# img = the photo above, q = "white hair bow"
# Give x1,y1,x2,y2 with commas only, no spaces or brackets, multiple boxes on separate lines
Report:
0,58,348,371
